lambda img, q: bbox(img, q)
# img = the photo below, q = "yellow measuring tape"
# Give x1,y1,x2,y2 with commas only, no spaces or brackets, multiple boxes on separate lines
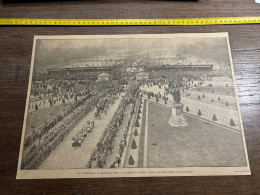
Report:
0,17,260,26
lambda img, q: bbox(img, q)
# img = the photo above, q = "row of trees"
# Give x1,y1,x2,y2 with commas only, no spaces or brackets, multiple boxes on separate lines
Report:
109,104,135,168
185,106,236,126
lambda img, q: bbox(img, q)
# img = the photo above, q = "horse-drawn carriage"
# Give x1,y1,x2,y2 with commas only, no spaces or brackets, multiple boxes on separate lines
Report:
72,123,94,148
72,136,83,148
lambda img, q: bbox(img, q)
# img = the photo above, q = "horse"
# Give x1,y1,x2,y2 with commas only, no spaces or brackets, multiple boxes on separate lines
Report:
72,141,81,148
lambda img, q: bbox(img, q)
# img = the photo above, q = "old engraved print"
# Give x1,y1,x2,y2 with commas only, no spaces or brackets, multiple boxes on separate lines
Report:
17,33,250,179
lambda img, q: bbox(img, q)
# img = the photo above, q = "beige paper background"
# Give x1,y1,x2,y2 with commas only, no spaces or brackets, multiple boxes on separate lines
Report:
17,33,251,179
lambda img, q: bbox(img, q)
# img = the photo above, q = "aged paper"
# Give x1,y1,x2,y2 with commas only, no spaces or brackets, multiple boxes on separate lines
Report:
17,33,250,179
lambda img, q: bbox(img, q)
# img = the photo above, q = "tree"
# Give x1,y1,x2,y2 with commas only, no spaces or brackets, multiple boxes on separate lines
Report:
212,89,215,93
218,97,221,100
134,129,138,136
156,96,159,102
138,108,141,113
131,139,137,149
137,114,141,120
202,94,205,98
198,95,201,100
135,120,140,127
186,106,189,112
230,119,235,126
226,84,229,87
198,109,202,116
212,114,217,121
173,89,181,103
129,155,135,165
35,104,38,110
62,99,65,103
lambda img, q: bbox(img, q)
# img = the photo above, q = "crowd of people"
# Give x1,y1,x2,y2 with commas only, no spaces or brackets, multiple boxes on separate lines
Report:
28,78,96,112
150,53,212,67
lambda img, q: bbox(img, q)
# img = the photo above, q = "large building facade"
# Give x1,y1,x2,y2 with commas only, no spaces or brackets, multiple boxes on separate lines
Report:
145,65,213,71
47,66,115,79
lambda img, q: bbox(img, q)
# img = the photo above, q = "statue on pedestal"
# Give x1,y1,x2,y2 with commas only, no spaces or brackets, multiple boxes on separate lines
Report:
173,89,181,103
168,89,188,127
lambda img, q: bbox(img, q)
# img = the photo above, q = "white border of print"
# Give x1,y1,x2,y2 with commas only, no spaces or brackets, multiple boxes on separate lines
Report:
17,33,251,179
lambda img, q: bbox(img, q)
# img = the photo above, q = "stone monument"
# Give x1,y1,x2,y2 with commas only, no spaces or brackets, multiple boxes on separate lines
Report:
168,89,188,127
